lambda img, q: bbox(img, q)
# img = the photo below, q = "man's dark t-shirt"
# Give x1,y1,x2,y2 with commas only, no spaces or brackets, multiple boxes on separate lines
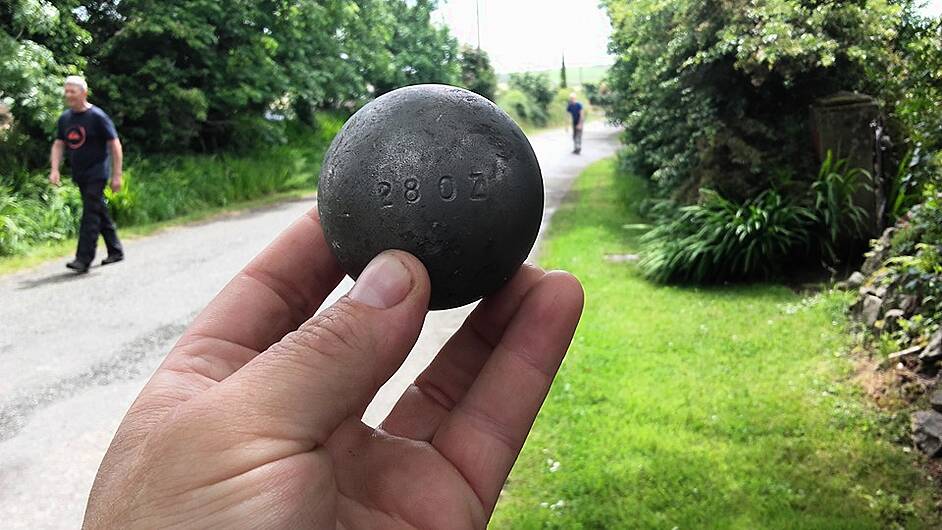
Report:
56,105,118,182
566,101,583,127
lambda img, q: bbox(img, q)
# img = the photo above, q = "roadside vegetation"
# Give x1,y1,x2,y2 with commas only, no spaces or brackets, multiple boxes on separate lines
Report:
0,0,490,262
599,0,942,469
496,73,576,132
491,159,941,529
602,0,941,283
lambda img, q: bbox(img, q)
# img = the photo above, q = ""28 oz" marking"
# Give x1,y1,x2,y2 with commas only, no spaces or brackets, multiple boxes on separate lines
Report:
378,171,489,207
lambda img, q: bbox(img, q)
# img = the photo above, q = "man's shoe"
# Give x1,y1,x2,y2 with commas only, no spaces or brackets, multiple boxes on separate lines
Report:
101,254,124,266
66,260,90,273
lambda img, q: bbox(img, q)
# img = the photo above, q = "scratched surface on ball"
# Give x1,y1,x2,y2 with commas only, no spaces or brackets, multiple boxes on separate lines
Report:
318,84,544,310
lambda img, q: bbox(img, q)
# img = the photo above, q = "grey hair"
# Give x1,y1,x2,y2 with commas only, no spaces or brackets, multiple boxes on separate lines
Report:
64,75,88,93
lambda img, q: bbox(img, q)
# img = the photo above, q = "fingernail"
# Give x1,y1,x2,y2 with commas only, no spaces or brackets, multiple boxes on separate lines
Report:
349,252,413,309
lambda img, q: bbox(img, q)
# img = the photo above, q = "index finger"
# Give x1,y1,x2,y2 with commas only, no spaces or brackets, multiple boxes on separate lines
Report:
163,206,345,382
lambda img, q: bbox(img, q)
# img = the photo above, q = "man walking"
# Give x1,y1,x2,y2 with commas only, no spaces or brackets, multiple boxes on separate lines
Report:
566,93,585,155
49,76,124,273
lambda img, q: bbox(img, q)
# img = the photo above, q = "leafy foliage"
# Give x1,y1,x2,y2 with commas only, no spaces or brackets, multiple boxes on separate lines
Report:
459,45,497,101
1,0,90,169
603,0,942,281
640,189,816,282
0,115,342,256
500,72,555,127
602,0,905,202
812,150,872,261
0,0,461,256
2,0,459,158
640,152,878,283
371,0,459,96
865,185,942,348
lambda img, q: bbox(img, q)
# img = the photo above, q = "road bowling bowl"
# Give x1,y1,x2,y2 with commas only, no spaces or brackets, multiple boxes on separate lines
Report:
318,84,544,310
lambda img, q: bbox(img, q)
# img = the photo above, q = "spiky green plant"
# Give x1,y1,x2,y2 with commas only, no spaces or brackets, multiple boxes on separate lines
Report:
640,189,816,282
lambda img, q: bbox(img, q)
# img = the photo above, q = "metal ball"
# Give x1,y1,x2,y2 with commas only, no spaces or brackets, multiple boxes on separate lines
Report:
318,84,544,310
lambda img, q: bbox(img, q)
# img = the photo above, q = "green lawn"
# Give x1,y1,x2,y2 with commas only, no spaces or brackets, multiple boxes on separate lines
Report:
490,159,939,529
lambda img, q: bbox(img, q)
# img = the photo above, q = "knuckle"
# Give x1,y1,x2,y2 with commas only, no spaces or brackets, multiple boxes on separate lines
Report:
280,300,371,366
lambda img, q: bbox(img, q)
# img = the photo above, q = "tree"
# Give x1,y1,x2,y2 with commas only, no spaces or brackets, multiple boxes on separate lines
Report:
371,0,460,96
271,0,394,124
459,45,497,101
1,0,89,174
80,0,288,152
560,53,567,89
509,72,553,109
507,72,554,126
603,0,906,202
1,0,462,165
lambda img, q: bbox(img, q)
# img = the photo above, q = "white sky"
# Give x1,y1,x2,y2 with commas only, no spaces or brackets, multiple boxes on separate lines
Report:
434,0,942,75
925,0,942,16
433,0,614,74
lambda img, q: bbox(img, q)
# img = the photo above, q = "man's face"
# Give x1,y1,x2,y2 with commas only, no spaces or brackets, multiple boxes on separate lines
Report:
569,95,577,104
64,84,85,108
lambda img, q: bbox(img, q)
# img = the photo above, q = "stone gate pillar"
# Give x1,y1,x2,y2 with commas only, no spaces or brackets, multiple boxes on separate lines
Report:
810,92,885,237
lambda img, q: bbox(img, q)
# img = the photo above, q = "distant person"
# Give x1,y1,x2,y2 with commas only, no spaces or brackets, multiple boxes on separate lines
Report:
49,76,124,273
566,93,585,155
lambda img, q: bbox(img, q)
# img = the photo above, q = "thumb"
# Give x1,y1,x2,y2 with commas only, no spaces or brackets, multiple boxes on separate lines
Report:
204,250,430,447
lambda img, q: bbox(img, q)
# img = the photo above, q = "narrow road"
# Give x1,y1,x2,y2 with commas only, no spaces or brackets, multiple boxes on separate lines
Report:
0,122,620,529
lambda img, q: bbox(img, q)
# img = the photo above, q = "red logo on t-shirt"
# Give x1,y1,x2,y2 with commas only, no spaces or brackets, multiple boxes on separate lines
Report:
65,126,86,150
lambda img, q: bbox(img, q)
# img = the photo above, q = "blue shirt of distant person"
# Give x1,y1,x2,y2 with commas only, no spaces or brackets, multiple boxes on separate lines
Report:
566,94,585,155
50,76,125,273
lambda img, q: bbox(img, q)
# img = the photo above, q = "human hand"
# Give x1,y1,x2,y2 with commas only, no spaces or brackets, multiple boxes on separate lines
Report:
110,175,122,193
50,169,61,187
83,207,584,529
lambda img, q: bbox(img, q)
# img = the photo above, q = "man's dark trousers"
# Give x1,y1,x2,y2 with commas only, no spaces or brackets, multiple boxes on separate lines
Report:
76,178,123,265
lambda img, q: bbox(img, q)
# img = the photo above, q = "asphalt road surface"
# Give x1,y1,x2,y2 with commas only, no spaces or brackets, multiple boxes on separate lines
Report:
0,122,620,529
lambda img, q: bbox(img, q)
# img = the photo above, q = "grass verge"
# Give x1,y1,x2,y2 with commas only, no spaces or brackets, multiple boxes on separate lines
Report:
1,114,343,275
490,159,940,529
0,188,314,276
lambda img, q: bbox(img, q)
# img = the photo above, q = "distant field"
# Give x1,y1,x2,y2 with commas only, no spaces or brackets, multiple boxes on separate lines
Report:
498,64,610,87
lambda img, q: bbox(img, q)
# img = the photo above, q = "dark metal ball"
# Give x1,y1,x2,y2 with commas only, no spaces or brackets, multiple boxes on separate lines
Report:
318,84,544,310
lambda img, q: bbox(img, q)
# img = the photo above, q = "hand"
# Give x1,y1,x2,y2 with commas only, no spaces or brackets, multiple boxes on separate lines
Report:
575,123,584,131
50,169,61,187
83,207,584,529
110,175,122,193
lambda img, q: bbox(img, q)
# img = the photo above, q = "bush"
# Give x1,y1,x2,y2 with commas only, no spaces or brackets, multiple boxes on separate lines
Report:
459,46,497,101
852,185,942,352
603,0,906,202
0,183,82,256
0,114,343,256
496,89,543,127
640,152,877,283
497,86,587,131
508,72,553,111
639,189,816,283
811,151,873,262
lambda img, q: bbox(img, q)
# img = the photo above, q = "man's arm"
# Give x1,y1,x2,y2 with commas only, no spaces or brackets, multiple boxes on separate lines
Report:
50,140,64,186
578,107,586,129
108,138,123,192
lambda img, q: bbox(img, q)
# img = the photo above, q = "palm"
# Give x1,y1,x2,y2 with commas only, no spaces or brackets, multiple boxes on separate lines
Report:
327,419,485,528
83,209,583,529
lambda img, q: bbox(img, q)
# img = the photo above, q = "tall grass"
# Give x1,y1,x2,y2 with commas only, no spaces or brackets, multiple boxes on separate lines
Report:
0,115,343,257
